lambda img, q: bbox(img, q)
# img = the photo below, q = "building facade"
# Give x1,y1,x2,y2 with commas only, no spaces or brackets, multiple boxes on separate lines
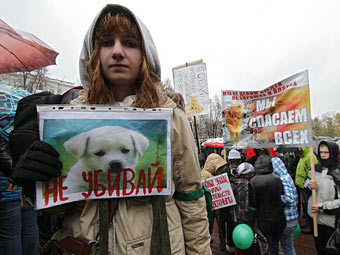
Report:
0,72,76,94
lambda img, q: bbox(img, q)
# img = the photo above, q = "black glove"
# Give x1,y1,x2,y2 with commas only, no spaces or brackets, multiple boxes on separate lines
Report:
9,141,62,185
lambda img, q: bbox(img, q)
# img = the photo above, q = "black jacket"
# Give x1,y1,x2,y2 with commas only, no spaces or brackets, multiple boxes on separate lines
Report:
9,89,81,199
249,155,286,234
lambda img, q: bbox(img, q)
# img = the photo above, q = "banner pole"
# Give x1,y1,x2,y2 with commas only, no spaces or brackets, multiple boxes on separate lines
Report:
193,115,201,154
310,147,318,237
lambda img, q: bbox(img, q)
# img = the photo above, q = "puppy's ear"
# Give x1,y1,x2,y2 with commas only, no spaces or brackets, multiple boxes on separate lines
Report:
130,132,149,156
64,132,90,159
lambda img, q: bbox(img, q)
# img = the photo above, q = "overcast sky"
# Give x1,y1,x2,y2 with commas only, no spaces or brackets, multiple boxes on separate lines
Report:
2,0,340,117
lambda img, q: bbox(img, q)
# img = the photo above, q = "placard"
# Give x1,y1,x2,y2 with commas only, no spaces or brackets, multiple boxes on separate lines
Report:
173,62,210,116
35,105,172,209
221,70,312,148
202,173,236,210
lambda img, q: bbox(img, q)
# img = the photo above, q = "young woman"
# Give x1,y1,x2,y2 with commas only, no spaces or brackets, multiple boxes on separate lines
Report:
9,4,211,255
307,141,340,254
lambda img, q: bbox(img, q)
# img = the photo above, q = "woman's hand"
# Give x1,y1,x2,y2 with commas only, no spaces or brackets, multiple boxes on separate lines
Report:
309,180,317,189
311,203,319,214
7,182,17,192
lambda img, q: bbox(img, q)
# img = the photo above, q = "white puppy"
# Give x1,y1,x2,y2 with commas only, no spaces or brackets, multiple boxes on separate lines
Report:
63,126,149,194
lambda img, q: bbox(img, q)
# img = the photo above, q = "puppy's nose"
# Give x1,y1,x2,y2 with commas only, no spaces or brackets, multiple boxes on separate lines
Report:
110,161,122,173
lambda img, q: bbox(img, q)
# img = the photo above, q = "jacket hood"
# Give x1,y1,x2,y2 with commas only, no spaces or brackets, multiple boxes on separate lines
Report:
228,149,241,160
79,4,161,90
301,147,312,157
272,157,288,178
235,162,254,176
202,153,227,175
254,155,273,175
254,148,270,156
318,140,339,170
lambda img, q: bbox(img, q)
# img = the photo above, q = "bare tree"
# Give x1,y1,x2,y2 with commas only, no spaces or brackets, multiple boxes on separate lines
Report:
22,67,48,93
159,78,174,96
197,95,223,139
161,77,223,140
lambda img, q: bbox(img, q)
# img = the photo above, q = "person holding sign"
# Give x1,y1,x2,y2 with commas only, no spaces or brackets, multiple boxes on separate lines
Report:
9,4,211,255
201,152,227,248
306,141,340,255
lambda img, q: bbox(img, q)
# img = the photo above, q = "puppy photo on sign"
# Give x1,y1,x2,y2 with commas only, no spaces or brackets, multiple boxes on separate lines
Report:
34,108,173,210
63,125,149,193
41,118,169,196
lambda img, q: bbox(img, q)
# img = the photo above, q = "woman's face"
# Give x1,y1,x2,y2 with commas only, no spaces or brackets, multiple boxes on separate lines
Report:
99,29,142,91
319,145,330,160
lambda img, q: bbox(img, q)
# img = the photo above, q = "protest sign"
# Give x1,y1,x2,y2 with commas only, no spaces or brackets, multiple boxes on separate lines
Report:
202,173,236,210
173,60,210,116
221,70,312,148
35,105,172,209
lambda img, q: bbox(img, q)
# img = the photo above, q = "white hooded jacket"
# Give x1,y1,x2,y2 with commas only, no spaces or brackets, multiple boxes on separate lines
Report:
50,4,211,255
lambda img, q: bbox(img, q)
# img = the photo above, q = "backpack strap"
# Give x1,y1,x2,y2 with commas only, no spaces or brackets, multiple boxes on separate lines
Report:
98,200,109,255
150,196,171,255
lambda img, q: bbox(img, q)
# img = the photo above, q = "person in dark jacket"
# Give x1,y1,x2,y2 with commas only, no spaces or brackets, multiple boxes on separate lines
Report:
306,140,340,254
201,153,227,250
230,162,255,255
224,149,243,253
247,148,269,166
286,148,302,216
295,147,318,234
323,207,340,255
249,154,286,255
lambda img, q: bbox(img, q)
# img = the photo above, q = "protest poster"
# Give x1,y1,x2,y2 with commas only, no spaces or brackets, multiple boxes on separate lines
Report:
202,173,236,210
221,70,312,148
35,105,172,209
172,60,210,116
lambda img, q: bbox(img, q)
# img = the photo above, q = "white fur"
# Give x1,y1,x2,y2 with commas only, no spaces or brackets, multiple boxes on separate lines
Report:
63,126,149,194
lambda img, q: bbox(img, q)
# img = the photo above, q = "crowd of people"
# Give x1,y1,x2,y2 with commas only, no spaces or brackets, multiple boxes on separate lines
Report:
0,3,339,255
199,141,340,255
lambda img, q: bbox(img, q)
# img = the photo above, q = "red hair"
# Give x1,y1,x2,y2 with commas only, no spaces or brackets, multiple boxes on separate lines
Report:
86,12,161,107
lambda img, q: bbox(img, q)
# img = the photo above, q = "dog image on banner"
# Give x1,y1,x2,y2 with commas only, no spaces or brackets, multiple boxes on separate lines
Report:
63,126,149,193
224,103,245,144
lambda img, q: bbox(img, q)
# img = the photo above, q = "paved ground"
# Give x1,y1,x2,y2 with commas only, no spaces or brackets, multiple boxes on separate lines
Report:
210,217,317,255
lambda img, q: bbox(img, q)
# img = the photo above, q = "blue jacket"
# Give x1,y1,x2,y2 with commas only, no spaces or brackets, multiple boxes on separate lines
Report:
0,136,20,203
0,174,21,203
272,157,299,222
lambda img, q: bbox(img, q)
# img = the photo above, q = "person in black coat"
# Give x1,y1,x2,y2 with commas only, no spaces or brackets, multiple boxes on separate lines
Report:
249,154,286,255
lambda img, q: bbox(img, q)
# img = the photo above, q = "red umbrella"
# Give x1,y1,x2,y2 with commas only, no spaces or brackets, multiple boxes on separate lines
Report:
0,19,58,74
202,138,224,148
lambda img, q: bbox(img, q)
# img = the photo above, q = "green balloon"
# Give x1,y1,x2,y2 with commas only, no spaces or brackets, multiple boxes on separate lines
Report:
293,224,300,238
232,224,254,250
